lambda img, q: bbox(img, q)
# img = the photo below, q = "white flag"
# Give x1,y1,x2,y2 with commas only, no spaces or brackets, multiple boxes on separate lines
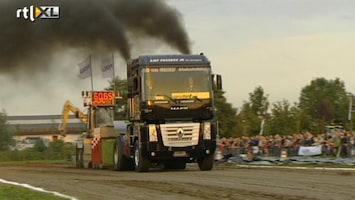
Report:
78,56,91,79
101,56,114,78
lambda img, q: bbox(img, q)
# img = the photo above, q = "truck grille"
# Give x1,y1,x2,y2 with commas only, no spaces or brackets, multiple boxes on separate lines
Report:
160,123,200,147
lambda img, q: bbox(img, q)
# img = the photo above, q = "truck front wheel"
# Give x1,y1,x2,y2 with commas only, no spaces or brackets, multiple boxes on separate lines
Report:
113,138,133,171
134,142,150,172
197,154,214,171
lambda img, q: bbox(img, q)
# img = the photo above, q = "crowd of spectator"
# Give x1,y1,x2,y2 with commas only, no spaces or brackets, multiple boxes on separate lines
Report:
218,130,355,159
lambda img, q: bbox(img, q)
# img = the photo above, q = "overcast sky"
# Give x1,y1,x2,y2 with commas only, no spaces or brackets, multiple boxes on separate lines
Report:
1,0,355,116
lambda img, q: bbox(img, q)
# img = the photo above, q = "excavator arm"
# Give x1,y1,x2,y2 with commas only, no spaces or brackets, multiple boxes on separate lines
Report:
58,100,88,135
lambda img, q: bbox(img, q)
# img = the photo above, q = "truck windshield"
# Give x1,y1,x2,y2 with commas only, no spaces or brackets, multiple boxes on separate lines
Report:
142,66,212,101
95,107,114,127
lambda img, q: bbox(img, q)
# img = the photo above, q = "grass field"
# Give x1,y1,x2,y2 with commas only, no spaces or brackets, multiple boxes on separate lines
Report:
0,184,67,200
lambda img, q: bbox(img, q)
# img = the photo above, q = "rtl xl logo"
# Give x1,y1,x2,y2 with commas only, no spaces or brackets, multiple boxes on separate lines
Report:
16,6,60,22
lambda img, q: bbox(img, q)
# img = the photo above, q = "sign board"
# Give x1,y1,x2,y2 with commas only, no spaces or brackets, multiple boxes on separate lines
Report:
91,91,115,106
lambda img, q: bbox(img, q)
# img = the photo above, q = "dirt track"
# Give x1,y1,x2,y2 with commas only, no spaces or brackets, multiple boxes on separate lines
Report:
0,162,354,200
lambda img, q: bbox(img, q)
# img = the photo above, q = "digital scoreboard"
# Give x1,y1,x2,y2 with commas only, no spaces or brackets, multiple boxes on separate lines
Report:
91,91,115,106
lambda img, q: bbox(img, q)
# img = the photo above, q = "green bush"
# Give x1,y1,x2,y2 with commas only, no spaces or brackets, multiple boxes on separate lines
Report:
0,140,75,162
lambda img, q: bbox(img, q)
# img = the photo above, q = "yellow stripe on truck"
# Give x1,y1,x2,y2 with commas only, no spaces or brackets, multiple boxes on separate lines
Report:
171,92,210,99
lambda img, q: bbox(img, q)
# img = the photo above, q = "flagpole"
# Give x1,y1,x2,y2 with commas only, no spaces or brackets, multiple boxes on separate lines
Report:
89,55,94,92
112,53,116,93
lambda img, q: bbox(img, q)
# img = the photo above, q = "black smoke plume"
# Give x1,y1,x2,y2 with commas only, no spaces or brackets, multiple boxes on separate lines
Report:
0,0,191,74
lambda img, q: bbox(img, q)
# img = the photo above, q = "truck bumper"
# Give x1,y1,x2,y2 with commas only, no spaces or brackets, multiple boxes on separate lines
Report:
142,140,216,163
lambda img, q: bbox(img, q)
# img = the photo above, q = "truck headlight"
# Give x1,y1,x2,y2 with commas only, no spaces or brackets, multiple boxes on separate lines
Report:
203,122,211,140
148,124,158,142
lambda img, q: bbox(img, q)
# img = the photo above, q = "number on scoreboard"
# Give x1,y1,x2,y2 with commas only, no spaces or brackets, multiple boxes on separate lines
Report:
91,91,115,106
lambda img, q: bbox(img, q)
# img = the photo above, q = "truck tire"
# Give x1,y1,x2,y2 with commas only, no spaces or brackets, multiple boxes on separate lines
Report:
198,154,214,171
113,137,133,171
133,142,150,172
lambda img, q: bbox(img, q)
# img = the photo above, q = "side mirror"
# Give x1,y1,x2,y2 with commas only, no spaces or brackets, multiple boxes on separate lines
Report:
216,74,222,90
212,74,222,91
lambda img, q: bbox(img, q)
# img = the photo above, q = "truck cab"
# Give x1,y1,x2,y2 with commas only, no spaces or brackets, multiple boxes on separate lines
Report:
114,54,222,172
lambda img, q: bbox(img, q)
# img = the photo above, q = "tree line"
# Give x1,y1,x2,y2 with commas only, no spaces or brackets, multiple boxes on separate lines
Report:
216,77,352,137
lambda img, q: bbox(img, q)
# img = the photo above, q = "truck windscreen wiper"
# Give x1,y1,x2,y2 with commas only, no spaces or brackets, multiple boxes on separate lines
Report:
190,95,202,102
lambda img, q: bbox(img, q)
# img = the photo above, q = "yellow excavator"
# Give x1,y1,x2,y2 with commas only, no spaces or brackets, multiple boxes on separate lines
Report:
58,100,88,136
